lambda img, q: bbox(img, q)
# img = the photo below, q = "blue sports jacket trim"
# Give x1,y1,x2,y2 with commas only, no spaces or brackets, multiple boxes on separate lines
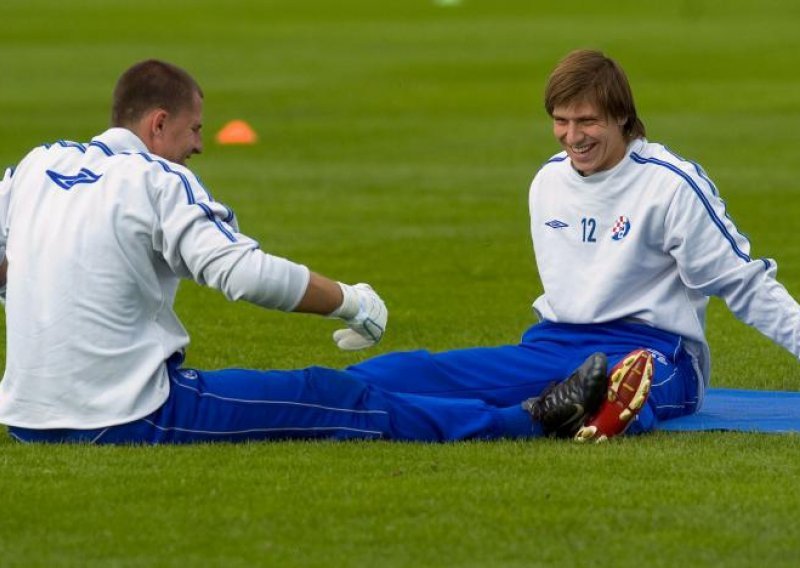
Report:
46,139,237,243
629,152,764,267
137,153,196,204
545,155,568,165
89,140,114,156
663,145,761,247
195,202,236,242
57,140,87,152
136,154,237,243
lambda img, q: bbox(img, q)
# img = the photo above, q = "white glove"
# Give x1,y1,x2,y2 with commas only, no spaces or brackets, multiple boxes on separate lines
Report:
329,282,387,351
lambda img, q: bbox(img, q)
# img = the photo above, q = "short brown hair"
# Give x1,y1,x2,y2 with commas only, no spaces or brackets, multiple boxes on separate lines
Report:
111,59,203,127
544,49,645,139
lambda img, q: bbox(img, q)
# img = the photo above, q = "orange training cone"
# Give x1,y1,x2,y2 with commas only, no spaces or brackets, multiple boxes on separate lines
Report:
215,120,258,145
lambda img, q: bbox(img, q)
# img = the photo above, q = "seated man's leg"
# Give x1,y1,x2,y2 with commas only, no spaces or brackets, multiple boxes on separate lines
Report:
345,322,666,407
6,322,699,444
8,364,542,444
345,344,586,407
348,321,699,435
515,321,699,435
623,344,700,435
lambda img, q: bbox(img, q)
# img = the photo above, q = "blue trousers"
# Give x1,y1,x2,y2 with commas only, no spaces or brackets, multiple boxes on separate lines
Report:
8,321,699,445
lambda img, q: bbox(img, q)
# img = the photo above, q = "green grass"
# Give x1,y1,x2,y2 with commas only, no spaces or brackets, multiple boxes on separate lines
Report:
3,434,800,567
1,0,800,565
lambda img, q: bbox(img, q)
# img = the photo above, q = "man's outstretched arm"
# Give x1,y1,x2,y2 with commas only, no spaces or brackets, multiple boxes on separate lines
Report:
295,272,388,351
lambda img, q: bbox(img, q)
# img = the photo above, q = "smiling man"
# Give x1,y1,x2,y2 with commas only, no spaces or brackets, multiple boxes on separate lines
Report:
284,49,797,442
550,100,628,176
527,49,799,439
546,53,643,177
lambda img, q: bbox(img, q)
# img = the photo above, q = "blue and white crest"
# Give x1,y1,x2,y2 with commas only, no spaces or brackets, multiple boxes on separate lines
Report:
545,219,569,229
611,216,631,240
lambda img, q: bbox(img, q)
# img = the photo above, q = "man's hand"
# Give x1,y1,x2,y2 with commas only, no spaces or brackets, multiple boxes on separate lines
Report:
329,282,387,350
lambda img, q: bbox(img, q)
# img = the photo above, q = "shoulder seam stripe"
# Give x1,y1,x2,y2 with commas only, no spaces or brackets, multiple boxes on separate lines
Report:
630,152,752,264
92,146,236,243
56,140,87,152
137,154,238,243
137,153,196,204
661,146,761,249
89,140,114,156
532,155,568,178
662,145,720,196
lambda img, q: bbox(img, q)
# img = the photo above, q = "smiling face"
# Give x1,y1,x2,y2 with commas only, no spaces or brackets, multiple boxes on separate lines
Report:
551,99,628,176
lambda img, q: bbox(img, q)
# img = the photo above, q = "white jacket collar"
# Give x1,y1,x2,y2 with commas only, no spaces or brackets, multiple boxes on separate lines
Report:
91,128,150,155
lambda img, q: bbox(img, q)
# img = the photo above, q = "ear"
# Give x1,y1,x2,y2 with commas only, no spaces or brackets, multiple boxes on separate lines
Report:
148,109,170,138
132,108,169,153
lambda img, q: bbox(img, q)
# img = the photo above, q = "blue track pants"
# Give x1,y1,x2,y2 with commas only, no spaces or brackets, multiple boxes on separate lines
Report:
8,321,700,444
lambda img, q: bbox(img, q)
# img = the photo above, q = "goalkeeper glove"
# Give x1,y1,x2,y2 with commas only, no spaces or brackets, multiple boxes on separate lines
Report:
329,282,387,351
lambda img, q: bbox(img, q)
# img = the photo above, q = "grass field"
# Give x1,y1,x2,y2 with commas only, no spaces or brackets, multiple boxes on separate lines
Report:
2,0,800,566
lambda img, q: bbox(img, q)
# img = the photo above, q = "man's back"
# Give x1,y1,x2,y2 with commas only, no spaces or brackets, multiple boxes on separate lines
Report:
0,131,189,428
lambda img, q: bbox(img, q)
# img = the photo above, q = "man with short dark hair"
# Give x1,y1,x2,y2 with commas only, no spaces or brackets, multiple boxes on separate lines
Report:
110,59,205,166
111,59,203,128
285,49,800,442
0,59,602,444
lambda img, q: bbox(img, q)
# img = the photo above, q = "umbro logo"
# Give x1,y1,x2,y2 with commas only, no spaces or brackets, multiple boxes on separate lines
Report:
46,167,102,191
545,219,569,229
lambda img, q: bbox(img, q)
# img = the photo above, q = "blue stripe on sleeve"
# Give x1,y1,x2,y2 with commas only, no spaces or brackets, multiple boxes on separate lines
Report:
137,153,196,205
135,153,237,242
84,142,238,243
662,146,720,196
664,146,756,246
196,202,236,242
630,152,752,264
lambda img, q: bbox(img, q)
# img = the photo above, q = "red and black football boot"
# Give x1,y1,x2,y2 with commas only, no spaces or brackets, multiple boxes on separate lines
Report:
575,348,654,443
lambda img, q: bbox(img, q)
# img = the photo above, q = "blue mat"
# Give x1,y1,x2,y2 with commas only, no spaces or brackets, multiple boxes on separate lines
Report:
657,388,800,433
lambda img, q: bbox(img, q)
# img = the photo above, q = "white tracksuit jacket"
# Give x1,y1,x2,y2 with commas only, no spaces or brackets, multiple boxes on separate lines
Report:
0,128,310,428
529,138,800,388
